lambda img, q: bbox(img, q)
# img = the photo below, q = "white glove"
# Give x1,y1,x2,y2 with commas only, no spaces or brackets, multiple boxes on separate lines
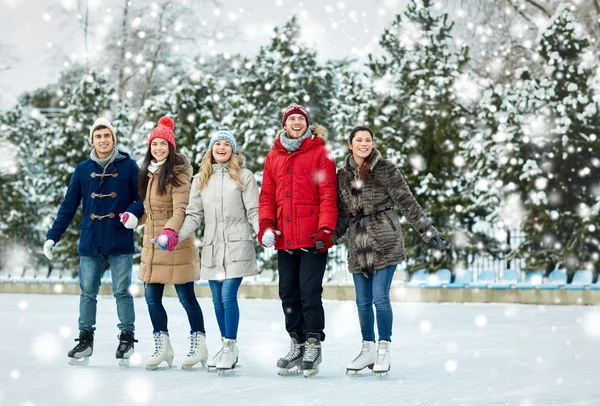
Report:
119,212,139,229
43,240,55,261
261,230,281,248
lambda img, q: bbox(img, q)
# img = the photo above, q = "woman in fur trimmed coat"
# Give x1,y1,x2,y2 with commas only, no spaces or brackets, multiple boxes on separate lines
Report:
335,126,446,375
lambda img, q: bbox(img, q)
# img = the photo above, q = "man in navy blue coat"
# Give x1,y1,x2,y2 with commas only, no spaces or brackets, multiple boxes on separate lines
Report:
44,117,144,365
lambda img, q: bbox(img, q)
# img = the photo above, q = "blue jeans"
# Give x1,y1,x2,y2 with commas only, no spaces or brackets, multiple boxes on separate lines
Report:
144,282,205,334
78,254,135,332
352,264,397,342
208,278,243,340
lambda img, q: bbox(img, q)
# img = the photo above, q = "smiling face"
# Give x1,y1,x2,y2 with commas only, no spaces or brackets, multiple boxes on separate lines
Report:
91,127,115,159
349,130,373,162
212,140,233,164
284,113,308,139
150,138,170,162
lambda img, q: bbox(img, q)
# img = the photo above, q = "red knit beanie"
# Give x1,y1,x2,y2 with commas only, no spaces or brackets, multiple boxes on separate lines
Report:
148,116,176,151
281,103,310,128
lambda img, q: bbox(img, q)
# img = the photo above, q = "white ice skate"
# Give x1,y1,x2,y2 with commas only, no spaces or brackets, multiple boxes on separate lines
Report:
301,334,322,378
373,340,391,378
181,331,208,370
346,340,376,375
207,337,224,371
216,339,239,376
276,335,305,376
145,332,174,370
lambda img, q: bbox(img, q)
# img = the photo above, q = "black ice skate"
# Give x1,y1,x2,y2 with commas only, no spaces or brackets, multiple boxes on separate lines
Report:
68,330,94,366
115,331,138,367
301,333,322,378
276,333,305,376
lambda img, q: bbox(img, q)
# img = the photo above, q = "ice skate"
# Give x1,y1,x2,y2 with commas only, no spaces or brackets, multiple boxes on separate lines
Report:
115,330,138,367
373,340,391,378
145,331,174,370
181,331,208,370
276,333,305,376
207,337,224,371
301,333,322,378
216,339,239,376
68,330,94,366
346,340,376,375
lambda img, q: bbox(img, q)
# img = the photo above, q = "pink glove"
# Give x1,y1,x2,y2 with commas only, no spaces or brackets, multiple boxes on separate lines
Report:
151,228,179,252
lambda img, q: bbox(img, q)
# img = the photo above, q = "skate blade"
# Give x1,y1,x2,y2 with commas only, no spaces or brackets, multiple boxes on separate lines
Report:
216,367,235,376
181,363,208,371
374,368,390,378
145,363,175,371
346,364,374,375
277,366,302,376
68,357,90,366
118,358,130,367
303,368,319,378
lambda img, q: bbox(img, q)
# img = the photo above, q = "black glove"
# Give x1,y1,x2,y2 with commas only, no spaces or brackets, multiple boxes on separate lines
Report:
429,235,446,251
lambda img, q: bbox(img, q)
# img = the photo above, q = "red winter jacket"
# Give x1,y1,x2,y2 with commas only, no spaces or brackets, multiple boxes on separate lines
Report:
259,125,338,250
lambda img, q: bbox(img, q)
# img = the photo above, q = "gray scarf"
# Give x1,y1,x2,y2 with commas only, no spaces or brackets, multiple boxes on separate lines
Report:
90,146,118,170
279,128,313,152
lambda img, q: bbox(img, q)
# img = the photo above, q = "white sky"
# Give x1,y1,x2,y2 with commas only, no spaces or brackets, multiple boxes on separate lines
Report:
0,0,413,109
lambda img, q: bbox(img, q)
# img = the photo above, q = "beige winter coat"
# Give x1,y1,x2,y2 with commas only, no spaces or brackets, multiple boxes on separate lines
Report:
178,163,259,281
138,157,200,284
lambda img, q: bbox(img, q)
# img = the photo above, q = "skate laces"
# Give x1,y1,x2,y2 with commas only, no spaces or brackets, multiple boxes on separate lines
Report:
186,333,199,357
352,341,373,363
304,340,320,362
151,333,163,357
284,340,303,361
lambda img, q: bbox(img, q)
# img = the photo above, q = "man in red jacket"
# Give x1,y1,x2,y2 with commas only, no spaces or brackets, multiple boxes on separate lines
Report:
258,103,338,377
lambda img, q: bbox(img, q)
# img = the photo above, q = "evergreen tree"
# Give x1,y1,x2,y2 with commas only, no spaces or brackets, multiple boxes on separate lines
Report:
226,16,338,174
367,0,484,273
0,107,47,274
485,4,600,274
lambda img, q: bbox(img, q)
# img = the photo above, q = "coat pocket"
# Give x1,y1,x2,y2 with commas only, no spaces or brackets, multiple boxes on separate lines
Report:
200,237,215,267
226,233,255,262
383,212,398,231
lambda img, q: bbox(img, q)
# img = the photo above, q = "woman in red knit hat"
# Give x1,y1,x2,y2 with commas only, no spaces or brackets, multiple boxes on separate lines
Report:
120,116,206,370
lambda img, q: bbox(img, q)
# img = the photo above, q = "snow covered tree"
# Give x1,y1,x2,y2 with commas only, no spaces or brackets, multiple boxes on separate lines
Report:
37,73,125,272
225,16,338,174
483,4,600,274
366,0,487,273
135,71,223,171
0,107,48,274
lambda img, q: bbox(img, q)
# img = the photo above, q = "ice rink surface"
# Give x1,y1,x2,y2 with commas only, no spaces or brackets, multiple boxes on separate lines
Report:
2,293,600,406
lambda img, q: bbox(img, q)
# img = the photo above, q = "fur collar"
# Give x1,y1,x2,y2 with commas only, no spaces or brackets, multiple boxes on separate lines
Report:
275,124,328,142
344,148,382,172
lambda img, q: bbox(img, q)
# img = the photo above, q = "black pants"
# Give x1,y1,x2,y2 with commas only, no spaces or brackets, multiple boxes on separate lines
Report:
277,248,327,342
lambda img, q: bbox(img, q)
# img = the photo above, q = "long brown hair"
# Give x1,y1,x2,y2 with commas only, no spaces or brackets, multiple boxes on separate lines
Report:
138,144,185,201
349,126,375,180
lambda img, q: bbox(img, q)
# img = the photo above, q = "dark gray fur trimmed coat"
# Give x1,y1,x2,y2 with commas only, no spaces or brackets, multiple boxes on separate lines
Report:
334,149,439,275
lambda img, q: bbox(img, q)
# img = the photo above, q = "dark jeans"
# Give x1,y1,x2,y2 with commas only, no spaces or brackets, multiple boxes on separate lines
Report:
278,248,327,342
208,278,243,340
144,282,205,334
352,264,397,342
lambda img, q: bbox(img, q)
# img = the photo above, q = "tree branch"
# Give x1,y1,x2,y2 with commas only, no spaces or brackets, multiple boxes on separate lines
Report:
504,0,534,24
524,0,551,18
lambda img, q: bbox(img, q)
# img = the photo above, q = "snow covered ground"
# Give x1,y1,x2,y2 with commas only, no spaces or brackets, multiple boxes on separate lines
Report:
2,294,600,406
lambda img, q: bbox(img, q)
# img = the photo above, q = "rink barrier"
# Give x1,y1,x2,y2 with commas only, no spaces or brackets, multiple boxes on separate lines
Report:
1,281,600,305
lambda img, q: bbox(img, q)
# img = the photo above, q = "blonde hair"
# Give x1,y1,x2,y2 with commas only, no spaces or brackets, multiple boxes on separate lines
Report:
195,149,246,192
